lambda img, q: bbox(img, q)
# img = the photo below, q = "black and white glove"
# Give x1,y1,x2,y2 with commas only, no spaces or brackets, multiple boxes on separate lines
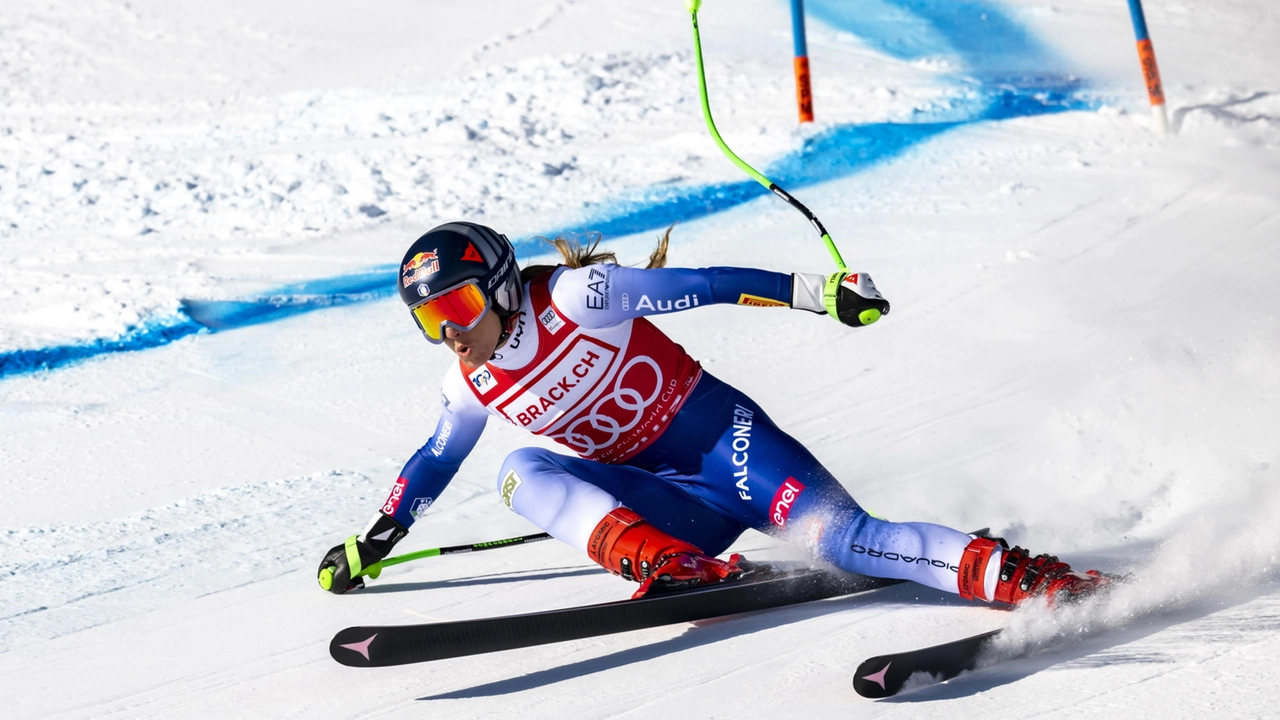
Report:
317,513,407,594
791,271,890,327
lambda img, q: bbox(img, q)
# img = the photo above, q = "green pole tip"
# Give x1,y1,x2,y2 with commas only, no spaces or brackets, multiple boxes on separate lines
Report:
685,0,702,13
317,566,334,591
859,309,882,326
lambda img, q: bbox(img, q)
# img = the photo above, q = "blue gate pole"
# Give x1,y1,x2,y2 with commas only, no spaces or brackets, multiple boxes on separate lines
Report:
790,0,813,123
1126,0,1169,133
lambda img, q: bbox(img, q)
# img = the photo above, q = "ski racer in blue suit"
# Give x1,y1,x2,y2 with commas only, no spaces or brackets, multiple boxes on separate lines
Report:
318,222,1111,605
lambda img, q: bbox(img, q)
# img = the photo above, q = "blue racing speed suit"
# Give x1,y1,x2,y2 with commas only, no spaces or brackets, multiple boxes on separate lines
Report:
376,264,972,594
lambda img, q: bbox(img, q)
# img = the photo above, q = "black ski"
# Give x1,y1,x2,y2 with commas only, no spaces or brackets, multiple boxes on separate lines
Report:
853,565,1128,698
853,628,1002,698
331,565,901,667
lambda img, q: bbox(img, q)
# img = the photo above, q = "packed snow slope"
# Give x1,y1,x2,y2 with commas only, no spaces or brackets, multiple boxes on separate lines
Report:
2,0,1279,718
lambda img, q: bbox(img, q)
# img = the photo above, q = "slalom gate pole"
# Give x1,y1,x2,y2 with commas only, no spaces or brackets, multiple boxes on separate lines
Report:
356,532,553,579
1125,0,1169,133
790,0,814,123
685,0,849,273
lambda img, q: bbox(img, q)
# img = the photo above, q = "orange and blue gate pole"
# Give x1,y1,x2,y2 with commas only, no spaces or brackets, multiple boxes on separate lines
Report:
1126,0,1169,133
790,0,814,123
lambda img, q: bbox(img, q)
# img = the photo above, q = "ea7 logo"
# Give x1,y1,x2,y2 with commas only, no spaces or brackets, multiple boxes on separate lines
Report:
585,266,610,310
770,477,805,528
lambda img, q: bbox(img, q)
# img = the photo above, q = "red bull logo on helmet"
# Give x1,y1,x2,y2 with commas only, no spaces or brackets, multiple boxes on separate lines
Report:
404,250,439,273
402,250,440,287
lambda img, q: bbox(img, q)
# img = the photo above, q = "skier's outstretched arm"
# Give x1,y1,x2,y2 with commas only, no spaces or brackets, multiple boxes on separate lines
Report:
317,378,489,594
549,264,889,328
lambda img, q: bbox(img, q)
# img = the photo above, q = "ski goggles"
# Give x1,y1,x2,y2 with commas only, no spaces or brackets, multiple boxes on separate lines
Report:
409,280,491,344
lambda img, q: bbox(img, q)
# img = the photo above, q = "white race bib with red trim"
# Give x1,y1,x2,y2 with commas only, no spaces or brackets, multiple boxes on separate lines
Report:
460,271,700,463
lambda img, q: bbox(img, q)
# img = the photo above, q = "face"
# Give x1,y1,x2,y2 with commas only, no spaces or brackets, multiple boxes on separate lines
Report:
442,309,504,370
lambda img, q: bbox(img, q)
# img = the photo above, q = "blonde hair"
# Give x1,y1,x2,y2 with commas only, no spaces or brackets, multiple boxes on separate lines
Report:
520,225,672,281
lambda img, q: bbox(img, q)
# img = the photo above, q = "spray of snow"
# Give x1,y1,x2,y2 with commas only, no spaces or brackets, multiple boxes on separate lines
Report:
987,459,1280,663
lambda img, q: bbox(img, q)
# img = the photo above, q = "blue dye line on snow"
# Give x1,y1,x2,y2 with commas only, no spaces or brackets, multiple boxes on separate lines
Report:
178,269,394,331
804,0,1061,81
0,320,206,379
0,0,1097,381
0,270,398,378
565,85,1091,244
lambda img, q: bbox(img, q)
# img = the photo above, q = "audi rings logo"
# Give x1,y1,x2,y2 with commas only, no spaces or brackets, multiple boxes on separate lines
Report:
553,355,663,457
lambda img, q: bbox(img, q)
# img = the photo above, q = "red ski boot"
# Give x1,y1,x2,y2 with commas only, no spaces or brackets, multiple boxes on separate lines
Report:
587,507,743,599
958,537,1115,607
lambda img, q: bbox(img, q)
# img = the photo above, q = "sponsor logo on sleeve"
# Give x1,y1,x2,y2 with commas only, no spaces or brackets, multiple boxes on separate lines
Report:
737,293,788,308
382,476,409,515
469,366,497,394
634,294,700,312
538,306,565,334
585,266,610,310
500,469,523,509
430,420,453,456
769,477,806,528
410,497,435,519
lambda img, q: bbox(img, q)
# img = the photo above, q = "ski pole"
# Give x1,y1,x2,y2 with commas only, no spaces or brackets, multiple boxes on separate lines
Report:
355,532,553,579
685,0,848,273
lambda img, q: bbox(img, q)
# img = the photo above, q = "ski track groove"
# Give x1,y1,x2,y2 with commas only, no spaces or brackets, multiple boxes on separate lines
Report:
1013,629,1273,720
86,640,333,720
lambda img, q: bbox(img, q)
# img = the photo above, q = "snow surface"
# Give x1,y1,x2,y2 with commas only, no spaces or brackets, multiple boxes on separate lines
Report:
2,0,1279,717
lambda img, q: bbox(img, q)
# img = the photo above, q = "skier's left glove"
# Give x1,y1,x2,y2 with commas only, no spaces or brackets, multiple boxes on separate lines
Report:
791,271,890,327
317,513,408,595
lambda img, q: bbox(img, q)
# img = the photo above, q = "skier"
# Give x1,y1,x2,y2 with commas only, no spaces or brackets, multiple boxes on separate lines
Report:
318,221,1110,605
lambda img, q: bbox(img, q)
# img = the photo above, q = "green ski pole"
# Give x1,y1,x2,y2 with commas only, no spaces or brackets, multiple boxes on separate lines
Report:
354,532,553,580
685,0,849,274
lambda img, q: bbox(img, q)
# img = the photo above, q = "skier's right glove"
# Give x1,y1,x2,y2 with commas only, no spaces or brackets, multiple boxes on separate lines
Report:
317,513,407,595
791,271,890,327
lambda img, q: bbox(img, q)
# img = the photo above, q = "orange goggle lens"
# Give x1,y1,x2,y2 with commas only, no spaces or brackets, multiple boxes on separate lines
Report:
411,283,490,342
